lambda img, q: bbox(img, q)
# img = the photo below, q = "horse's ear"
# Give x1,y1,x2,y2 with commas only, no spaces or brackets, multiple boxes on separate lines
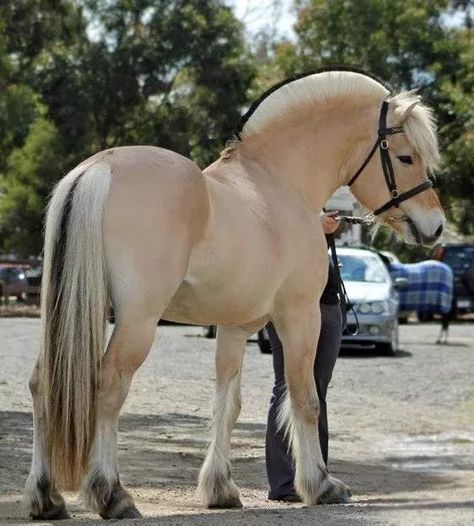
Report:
395,90,421,123
398,100,420,123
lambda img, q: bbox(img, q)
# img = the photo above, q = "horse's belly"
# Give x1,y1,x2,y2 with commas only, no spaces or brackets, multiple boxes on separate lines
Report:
161,278,271,326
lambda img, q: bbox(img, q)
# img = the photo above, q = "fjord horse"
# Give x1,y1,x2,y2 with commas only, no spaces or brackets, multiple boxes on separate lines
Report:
25,69,444,519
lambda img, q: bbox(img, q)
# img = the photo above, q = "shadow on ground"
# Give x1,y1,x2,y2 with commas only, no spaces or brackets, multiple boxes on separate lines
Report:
338,348,413,359
1,410,462,493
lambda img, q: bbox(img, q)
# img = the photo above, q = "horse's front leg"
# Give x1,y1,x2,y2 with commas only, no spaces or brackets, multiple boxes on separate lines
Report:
273,302,351,505
197,326,249,508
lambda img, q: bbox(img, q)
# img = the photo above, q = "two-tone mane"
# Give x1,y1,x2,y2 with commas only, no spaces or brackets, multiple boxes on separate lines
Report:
25,65,445,520
234,67,439,172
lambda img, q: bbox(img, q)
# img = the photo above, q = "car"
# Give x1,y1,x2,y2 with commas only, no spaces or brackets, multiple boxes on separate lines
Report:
251,247,402,355
24,265,43,304
435,243,474,314
0,264,29,302
338,247,401,354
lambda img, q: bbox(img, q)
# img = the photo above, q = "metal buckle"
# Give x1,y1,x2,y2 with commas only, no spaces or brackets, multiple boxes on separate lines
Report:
391,189,399,198
380,139,388,150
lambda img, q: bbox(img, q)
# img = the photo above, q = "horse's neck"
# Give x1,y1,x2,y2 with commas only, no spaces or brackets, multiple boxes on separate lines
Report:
238,98,380,210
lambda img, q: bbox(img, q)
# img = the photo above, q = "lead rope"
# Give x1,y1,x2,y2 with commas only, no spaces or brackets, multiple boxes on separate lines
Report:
327,233,359,337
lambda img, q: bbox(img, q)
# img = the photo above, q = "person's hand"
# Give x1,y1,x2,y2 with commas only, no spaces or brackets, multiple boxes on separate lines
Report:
321,211,341,234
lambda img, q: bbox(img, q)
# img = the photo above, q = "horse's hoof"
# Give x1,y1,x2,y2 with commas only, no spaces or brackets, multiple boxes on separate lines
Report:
208,496,243,509
101,506,143,520
101,504,143,520
318,476,352,505
115,505,143,519
30,505,70,520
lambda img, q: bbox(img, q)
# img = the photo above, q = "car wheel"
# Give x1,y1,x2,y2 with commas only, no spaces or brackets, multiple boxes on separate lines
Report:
258,329,272,354
378,342,396,355
379,319,398,355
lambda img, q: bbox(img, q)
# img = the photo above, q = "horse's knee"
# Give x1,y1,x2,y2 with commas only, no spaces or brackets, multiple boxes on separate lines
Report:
286,372,319,424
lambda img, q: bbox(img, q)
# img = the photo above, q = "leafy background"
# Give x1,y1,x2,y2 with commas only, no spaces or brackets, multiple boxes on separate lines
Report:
0,0,472,258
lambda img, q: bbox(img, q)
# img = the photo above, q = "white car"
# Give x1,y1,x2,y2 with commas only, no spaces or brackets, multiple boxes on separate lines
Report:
338,247,400,354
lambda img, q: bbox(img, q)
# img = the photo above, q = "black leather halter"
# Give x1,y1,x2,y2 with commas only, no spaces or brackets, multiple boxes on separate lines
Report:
347,100,433,216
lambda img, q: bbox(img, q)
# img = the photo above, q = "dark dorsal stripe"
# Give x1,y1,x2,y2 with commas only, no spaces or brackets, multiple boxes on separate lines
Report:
50,171,86,299
235,65,393,140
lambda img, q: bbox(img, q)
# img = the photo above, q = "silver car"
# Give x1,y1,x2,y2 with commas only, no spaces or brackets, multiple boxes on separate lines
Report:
338,247,400,354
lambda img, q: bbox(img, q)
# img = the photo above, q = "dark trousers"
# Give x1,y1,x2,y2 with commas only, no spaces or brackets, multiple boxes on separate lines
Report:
265,302,342,499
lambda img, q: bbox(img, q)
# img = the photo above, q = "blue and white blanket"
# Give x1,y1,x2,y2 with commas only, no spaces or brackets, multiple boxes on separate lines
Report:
389,260,453,314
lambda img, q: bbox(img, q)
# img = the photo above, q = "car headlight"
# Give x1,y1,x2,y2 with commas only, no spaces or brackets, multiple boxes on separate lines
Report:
354,301,389,314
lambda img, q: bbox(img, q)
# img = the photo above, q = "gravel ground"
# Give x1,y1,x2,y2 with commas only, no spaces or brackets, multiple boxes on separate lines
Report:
0,319,473,525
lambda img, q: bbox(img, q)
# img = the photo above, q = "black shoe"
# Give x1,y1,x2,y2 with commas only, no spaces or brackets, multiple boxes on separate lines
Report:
268,492,302,503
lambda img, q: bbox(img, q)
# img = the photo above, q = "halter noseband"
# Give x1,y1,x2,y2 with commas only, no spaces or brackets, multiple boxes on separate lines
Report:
347,100,433,216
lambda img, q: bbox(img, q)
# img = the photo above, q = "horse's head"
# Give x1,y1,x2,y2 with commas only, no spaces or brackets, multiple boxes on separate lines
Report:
348,91,444,245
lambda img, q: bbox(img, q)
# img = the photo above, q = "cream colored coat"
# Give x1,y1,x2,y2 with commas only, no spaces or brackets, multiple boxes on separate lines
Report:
24,71,444,520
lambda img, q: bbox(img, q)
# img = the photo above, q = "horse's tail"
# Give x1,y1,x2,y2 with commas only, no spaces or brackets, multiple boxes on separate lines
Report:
39,161,112,490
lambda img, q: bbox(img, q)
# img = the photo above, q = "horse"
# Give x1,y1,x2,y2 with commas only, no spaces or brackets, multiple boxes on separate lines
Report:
24,68,444,519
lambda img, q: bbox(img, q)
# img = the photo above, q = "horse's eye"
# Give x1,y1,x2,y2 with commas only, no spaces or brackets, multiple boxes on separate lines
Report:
397,155,413,165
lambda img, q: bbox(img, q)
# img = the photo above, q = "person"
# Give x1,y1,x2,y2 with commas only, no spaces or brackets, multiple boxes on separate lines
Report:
266,211,343,502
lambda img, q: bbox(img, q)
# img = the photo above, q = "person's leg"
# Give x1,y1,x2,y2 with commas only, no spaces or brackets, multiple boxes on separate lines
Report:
265,323,297,499
314,303,342,466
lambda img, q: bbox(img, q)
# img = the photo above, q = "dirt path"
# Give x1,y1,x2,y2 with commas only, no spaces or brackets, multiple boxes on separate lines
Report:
1,319,473,524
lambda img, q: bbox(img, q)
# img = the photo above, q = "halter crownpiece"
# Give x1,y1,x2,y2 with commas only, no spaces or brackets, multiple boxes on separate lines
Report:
347,100,433,216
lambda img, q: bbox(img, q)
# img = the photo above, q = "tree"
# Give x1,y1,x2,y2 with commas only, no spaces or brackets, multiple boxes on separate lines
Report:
0,118,64,256
0,0,255,255
29,0,254,165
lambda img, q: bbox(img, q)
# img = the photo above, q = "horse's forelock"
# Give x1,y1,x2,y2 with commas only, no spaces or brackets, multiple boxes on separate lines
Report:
391,92,440,172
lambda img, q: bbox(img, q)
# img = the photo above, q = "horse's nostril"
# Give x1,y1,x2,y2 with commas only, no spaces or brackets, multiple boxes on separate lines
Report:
435,224,443,238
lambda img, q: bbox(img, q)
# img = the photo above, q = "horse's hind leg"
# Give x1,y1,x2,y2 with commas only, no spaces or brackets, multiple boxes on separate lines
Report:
197,326,248,508
24,361,69,519
83,313,158,519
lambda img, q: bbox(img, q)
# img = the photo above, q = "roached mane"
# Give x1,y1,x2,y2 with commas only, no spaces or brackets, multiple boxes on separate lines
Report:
234,67,439,173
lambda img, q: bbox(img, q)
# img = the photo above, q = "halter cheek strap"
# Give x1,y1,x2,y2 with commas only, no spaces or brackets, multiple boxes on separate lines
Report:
347,100,433,216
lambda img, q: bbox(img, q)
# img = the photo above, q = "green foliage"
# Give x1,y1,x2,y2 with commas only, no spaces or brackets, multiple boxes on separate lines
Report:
29,0,254,164
435,29,474,236
291,0,454,86
0,0,472,257
262,0,473,248
0,85,44,170
1,0,85,71
0,0,255,255
0,118,64,256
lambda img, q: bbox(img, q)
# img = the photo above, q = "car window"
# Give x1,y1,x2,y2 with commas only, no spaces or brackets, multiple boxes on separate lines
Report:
443,247,474,268
338,254,390,283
